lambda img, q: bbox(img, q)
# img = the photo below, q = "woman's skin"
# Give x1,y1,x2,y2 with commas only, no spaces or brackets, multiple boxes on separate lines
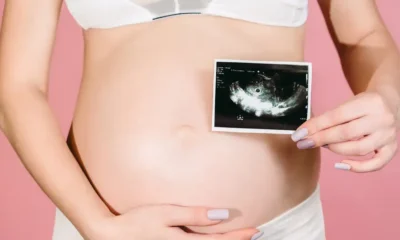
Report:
294,0,400,172
0,0,399,240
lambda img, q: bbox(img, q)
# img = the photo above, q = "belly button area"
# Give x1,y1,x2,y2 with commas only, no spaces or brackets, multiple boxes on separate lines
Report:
171,125,203,148
174,125,197,139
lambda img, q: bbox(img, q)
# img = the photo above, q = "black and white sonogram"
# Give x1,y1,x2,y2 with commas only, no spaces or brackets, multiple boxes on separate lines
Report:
212,60,312,134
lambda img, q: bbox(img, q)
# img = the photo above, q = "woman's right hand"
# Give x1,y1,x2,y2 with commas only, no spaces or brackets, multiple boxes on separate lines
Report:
89,204,262,240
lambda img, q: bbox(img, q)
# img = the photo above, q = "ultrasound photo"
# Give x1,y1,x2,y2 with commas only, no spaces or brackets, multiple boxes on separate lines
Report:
212,59,312,134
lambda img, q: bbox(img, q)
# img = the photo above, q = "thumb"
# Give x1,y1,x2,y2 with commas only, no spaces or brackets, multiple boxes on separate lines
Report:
221,228,264,240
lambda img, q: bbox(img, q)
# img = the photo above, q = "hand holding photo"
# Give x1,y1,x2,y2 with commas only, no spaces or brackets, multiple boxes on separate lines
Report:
212,59,312,134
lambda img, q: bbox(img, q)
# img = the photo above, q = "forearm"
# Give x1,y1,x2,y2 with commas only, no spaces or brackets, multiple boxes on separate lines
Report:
339,29,400,99
0,87,113,236
318,0,400,100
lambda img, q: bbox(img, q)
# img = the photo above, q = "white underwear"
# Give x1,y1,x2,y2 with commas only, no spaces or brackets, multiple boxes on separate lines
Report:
52,185,325,240
256,185,326,240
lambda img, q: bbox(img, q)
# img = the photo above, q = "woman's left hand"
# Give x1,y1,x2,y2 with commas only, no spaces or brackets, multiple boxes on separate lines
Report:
291,90,400,173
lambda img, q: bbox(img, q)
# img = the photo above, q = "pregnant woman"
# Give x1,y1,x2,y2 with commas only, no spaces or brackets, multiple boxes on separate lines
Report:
1,0,399,240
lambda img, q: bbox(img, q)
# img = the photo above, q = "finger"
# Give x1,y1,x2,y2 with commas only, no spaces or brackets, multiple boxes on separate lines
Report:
219,228,263,240
328,129,395,156
335,143,397,173
296,116,376,149
292,98,367,141
156,205,229,227
310,116,379,147
185,228,262,240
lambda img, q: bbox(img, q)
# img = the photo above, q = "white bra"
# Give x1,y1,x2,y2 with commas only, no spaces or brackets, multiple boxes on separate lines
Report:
65,0,309,30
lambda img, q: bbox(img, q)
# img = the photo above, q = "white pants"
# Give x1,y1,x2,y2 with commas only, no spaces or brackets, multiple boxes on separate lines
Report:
52,186,325,240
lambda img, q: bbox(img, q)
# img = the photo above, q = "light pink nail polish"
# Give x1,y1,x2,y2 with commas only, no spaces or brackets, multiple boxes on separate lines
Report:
297,139,315,149
251,231,264,240
291,128,308,142
335,163,351,170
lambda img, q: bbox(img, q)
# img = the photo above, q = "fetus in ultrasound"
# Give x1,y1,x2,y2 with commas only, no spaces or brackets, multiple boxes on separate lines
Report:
229,73,307,117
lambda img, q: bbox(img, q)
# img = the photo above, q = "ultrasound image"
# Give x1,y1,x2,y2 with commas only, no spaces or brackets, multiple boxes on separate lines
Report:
213,61,311,133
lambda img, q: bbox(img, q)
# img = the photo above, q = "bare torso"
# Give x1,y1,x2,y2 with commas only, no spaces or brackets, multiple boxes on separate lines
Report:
69,15,320,234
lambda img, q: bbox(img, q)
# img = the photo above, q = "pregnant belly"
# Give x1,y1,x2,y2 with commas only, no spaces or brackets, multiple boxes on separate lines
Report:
70,21,320,233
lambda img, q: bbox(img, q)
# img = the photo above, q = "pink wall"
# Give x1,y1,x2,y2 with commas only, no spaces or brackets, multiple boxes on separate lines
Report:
0,1,399,239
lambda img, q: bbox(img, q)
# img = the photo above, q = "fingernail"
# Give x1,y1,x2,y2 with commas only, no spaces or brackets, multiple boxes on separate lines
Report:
207,209,229,220
251,231,264,240
335,163,351,171
291,128,308,142
296,139,315,149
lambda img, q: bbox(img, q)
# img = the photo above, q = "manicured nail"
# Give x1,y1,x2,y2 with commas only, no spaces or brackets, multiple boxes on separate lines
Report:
296,139,315,149
207,209,229,220
251,231,264,240
335,163,351,171
291,128,308,142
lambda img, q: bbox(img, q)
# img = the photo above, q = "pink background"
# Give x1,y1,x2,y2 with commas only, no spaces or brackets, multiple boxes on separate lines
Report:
0,1,399,239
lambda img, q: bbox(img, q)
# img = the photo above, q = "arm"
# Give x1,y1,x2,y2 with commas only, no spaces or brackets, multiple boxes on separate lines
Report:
0,2,262,240
290,1,400,173
0,2,263,240
0,0,112,237
318,0,400,103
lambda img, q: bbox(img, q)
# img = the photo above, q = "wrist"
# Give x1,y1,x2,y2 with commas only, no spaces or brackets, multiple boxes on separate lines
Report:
367,82,400,102
81,215,115,240
71,206,116,239
367,84,400,127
